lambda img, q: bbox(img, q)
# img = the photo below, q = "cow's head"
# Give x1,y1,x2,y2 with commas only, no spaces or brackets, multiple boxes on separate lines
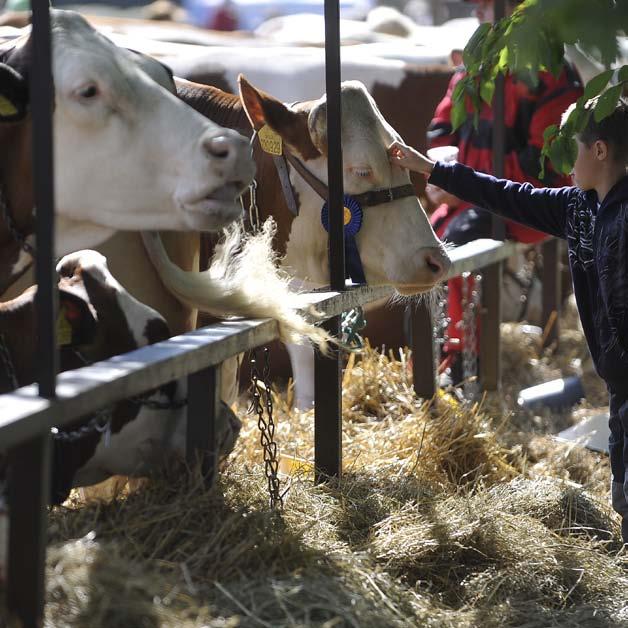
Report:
0,10,255,242
239,76,450,294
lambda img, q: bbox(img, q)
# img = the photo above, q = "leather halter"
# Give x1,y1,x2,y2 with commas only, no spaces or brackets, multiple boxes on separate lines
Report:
253,130,416,216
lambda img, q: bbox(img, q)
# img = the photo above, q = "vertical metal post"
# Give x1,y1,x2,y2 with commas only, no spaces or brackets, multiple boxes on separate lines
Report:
186,365,220,482
7,2,56,624
541,239,561,348
7,436,51,628
314,0,344,482
491,0,507,242
324,0,345,291
479,262,502,391
410,302,437,398
315,317,342,481
31,0,57,397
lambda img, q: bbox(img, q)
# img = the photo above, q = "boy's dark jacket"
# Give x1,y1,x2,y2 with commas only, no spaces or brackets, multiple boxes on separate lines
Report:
430,161,628,394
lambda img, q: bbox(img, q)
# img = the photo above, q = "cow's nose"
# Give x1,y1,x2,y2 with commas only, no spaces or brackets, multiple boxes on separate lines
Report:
203,134,235,159
201,128,249,162
422,247,451,280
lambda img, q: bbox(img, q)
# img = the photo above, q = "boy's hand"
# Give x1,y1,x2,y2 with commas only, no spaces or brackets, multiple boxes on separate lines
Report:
388,141,435,176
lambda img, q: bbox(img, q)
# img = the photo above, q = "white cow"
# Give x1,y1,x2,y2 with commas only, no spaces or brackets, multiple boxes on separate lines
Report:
1,9,327,353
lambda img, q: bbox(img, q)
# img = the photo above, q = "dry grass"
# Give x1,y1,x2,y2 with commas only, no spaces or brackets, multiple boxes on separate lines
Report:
2,318,627,628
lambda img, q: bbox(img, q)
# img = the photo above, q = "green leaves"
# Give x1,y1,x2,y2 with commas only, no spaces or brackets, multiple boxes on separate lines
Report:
594,83,623,122
463,22,491,74
458,0,628,180
583,69,613,100
451,79,468,131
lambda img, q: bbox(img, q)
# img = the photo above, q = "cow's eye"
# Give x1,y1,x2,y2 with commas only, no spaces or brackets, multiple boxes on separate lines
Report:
77,84,99,100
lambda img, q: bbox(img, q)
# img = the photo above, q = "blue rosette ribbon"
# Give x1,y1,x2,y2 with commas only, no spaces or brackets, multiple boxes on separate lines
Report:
320,194,366,285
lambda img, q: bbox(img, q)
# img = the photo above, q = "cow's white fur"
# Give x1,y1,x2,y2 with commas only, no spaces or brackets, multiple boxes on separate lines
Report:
3,11,325,351
32,11,255,240
283,81,447,290
247,81,449,409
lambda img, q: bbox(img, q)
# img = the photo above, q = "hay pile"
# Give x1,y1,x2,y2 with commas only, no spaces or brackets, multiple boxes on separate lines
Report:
2,313,627,627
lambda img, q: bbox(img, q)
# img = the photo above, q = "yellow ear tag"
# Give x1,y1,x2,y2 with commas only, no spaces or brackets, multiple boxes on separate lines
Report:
0,95,18,118
258,125,283,156
56,306,73,346
343,206,352,226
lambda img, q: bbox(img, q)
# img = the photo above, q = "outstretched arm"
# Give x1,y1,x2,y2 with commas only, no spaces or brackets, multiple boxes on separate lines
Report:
388,141,575,239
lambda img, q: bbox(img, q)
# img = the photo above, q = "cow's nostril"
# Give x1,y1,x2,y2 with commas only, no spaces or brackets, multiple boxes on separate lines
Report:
204,135,232,159
425,254,443,275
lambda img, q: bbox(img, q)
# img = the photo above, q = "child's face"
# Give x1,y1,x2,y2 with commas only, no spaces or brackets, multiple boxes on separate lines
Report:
572,138,604,191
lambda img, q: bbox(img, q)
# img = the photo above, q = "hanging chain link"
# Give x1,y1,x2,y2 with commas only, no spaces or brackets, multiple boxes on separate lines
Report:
461,272,482,400
51,408,113,446
432,284,450,384
0,183,36,257
341,307,367,349
16,347,186,445
241,179,260,233
248,347,283,509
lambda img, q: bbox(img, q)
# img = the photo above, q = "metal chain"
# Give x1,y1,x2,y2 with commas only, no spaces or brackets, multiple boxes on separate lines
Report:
51,407,113,446
248,346,283,509
54,350,187,444
433,284,449,384
242,179,260,233
341,307,367,349
0,183,36,256
461,272,482,400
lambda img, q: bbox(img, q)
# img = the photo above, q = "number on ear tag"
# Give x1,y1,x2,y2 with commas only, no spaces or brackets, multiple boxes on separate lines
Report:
258,125,283,156
56,306,73,346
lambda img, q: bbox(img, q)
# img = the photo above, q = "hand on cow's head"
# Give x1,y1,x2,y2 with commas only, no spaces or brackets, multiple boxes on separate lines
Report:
0,62,28,122
238,74,320,160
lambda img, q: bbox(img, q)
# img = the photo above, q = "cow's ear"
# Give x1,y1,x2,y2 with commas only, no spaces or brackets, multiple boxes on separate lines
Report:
0,63,28,122
238,74,321,159
57,289,98,347
238,74,290,132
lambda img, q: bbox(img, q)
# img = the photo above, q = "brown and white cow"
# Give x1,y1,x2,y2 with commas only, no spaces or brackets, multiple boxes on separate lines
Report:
1,9,330,356
0,249,241,582
170,76,451,406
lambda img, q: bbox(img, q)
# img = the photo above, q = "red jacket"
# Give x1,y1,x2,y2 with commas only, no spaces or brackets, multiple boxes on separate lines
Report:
427,65,583,243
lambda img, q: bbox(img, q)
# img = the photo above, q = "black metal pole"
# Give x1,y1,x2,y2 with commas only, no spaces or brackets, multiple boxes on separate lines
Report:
7,2,56,625
7,436,51,628
324,0,345,291
491,0,507,241
31,0,57,396
187,366,219,483
314,0,344,482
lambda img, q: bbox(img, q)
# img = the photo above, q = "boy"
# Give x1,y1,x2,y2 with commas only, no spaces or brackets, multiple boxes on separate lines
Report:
426,0,582,384
389,98,628,544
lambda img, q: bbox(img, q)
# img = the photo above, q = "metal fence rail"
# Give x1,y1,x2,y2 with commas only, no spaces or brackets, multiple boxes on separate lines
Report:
1,234,561,625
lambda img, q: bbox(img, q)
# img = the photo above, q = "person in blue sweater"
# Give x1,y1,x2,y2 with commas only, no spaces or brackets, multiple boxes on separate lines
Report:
389,98,628,544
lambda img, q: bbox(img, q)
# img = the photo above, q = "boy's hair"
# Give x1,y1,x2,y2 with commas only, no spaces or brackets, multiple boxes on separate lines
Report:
564,96,628,163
